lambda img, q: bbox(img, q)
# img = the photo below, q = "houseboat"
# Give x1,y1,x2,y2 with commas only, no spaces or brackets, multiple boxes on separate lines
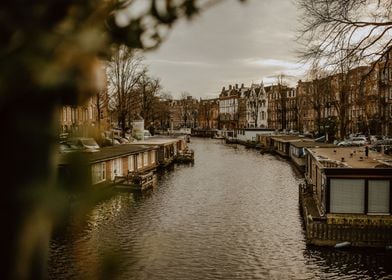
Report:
270,135,304,158
191,128,217,138
131,136,187,167
176,148,195,163
58,144,159,191
289,141,335,172
237,128,275,144
256,134,275,153
300,146,392,247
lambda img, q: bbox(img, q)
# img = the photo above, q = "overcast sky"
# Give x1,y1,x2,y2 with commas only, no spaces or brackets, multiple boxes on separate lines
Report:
144,0,306,99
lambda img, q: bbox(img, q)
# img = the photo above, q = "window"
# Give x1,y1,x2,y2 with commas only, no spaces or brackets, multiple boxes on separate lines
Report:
143,152,149,167
91,162,106,184
368,180,390,214
128,155,134,172
137,154,143,169
330,179,365,213
111,158,123,180
62,107,67,122
150,150,156,164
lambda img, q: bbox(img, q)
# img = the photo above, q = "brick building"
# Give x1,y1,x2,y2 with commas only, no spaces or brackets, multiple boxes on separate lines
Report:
198,98,219,129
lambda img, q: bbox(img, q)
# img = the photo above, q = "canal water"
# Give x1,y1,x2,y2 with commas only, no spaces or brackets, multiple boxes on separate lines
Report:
49,138,392,279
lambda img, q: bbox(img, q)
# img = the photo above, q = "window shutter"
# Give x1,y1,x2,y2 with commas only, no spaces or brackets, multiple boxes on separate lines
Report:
330,179,365,213
368,180,390,214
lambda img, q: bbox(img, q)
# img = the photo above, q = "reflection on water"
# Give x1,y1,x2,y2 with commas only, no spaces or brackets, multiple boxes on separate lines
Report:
49,138,392,279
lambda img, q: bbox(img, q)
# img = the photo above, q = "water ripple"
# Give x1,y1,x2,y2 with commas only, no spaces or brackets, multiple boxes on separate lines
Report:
48,138,392,279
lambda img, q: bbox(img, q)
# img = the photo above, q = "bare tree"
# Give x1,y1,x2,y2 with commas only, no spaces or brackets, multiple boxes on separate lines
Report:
180,92,191,128
137,73,162,124
94,86,110,132
297,0,392,70
154,92,173,130
107,45,145,136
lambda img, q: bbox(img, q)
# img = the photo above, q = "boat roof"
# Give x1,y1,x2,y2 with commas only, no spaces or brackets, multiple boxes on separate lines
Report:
271,135,305,142
132,137,181,145
307,147,392,168
291,141,335,148
59,144,154,165
241,128,275,131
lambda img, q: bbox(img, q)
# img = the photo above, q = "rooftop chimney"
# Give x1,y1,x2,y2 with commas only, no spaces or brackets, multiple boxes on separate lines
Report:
229,85,232,90
241,83,244,88
235,84,238,89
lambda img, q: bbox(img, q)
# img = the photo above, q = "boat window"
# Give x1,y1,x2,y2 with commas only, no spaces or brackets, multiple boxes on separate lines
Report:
330,179,365,214
128,155,134,172
143,152,148,167
368,180,390,214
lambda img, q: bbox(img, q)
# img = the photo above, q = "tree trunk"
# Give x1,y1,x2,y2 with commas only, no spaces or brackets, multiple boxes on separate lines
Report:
2,92,59,279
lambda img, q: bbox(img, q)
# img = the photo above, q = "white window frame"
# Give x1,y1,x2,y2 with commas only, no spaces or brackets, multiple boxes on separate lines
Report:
137,153,143,170
330,179,365,214
128,155,135,172
91,162,106,184
368,180,390,214
143,152,149,167
111,158,123,180
150,150,156,164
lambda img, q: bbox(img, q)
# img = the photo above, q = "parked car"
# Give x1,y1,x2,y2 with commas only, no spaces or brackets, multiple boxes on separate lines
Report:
337,136,368,147
350,137,368,146
371,138,392,153
114,136,130,144
103,137,121,146
144,130,152,139
302,132,314,139
65,137,100,151
314,135,326,143
59,142,75,153
337,139,353,147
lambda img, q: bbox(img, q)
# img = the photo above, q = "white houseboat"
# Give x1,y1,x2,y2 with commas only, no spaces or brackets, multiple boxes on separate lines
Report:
237,128,275,143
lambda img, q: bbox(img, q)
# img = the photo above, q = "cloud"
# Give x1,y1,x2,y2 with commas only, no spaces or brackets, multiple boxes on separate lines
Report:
144,0,306,98
146,59,216,67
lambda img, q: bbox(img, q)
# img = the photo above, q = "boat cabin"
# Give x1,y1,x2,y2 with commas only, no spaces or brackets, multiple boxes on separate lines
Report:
290,141,335,171
305,147,392,216
236,128,275,143
130,137,186,167
270,136,304,157
301,146,392,246
59,144,158,189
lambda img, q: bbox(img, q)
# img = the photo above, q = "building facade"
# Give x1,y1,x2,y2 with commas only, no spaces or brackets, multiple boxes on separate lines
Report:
218,84,242,130
244,83,268,128
266,84,296,131
198,98,219,129
59,91,110,137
